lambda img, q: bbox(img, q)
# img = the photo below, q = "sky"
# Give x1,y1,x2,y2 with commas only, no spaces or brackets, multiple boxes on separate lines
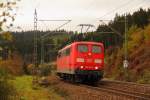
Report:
3,0,150,32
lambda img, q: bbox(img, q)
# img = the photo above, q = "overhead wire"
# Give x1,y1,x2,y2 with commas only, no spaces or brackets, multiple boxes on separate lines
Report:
95,0,149,33
98,0,136,19
82,0,137,32
122,0,149,14
98,0,149,20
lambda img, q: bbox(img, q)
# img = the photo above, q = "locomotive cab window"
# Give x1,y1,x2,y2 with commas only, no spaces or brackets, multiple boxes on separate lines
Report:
92,45,102,53
78,44,88,52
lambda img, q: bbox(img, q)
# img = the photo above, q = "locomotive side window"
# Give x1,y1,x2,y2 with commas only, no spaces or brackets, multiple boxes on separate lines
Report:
66,48,71,56
78,44,88,52
92,45,102,53
59,48,71,57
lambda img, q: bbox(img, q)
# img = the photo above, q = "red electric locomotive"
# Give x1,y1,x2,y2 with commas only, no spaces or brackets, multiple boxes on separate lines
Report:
56,41,104,82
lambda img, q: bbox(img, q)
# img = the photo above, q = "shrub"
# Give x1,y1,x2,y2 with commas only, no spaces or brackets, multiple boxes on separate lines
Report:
27,64,35,75
0,68,17,99
39,64,52,76
144,25,150,43
0,53,24,75
137,70,150,84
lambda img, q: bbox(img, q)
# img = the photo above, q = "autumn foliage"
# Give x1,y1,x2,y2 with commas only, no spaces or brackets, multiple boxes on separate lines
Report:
0,52,24,75
105,25,150,83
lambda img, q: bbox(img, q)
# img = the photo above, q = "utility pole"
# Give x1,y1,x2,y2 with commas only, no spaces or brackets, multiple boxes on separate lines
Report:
123,14,129,68
32,9,39,85
41,38,44,64
34,9,38,68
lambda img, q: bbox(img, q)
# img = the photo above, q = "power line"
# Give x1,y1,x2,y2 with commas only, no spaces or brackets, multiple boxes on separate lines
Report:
98,0,136,19
38,20,71,38
123,0,149,14
40,21,49,31
85,0,137,31
55,20,71,31
99,20,123,38
38,19,71,22
37,18,71,64
94,0,149,32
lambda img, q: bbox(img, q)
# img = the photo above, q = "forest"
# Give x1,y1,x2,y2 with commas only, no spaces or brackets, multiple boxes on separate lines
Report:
0,1,150,98
10,8,150,63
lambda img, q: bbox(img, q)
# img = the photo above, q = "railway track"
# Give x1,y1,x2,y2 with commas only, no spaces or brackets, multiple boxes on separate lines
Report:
59,76,150,100
76,80,150,100
81,84,150,100
60,76,150,99
100,80,150,95
102,79,150,88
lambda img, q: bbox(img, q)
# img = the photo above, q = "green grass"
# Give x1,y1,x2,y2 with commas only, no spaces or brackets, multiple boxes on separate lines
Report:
13,76,33,91
11,76,64,100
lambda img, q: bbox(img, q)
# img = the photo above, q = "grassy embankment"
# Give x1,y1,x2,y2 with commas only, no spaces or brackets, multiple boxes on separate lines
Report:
11,75,64,100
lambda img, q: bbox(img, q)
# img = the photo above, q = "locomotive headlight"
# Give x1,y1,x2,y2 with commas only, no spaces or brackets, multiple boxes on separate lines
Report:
76,58,84,62
80,66,84,69
94,59,102,63
95,66,99,70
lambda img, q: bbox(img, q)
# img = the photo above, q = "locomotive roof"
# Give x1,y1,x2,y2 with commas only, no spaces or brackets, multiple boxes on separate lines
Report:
58,41,103,52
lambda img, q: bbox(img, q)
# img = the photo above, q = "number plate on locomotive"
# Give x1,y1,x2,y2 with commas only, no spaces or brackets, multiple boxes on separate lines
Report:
87,59,92,63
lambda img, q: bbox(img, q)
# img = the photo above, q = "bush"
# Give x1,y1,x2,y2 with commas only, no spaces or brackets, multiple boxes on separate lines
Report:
137,70,150,84
27,64,35,75
0,53,24,75
144,25,150,43
0,68,17,99
39,64,52,76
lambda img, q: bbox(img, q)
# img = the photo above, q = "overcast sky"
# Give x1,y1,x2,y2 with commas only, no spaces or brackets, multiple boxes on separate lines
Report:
7,0,150,31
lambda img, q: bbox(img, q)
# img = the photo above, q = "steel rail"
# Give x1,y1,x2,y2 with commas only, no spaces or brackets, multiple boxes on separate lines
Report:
102,80,150,88
81,84,150,100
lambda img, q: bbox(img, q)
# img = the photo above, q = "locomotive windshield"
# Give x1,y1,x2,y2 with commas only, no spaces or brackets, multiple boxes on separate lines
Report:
78,44,88,52
92,45,102,53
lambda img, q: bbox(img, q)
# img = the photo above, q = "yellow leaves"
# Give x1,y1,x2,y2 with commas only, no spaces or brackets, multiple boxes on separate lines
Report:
1,32,13,41
11,2,16,5
128,25,150,43
3,18,7,22
130,32,144,44
11,16,15,21
0,1,16,7
128,26,138,36
144,25,150,43
127,24,150,53
127,26,143,53
0,21,2,26
2,12,6,16
6,2,17,6
0,0,20,29
0,3,4,8
6,12,10,16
